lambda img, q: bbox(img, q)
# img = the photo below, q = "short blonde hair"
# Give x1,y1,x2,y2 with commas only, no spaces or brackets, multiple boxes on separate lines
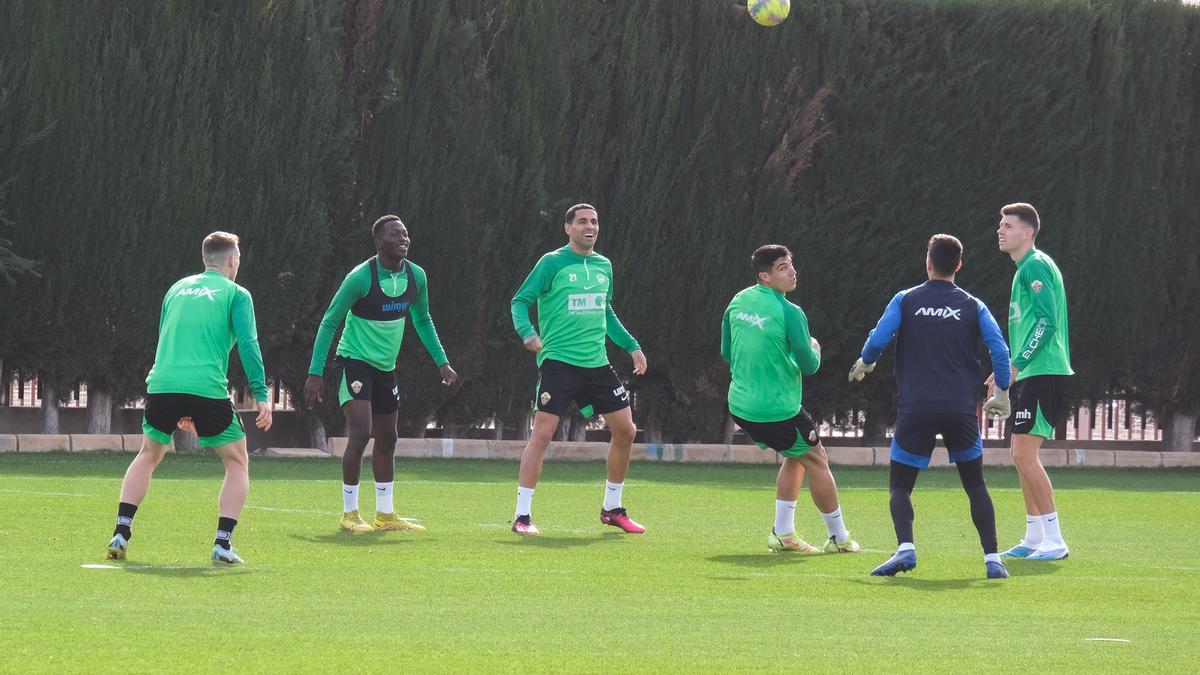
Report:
202,231,240,265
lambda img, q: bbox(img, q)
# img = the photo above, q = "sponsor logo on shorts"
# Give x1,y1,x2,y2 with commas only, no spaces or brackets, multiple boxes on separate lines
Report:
734,312,769,330
568,293,605,312
539,392,552,406
1031,280,1043,294
613,385,628,401
1015,409,1032,421
392,386,399,398
175,286,221,301
808,430,817,442
351,380,363,394
914,306,962,320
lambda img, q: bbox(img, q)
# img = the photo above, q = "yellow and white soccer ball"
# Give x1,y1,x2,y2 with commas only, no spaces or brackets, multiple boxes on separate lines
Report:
747,0,790,27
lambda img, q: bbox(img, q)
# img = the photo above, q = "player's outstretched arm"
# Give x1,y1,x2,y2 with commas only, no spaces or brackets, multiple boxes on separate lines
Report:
231,288,270,405
307,267,371,377
408,264,452,376
782,302,820,376
856,291,905,374
510,257,552,344
720,310,732,365
976,299,1012,390
1011,261,1059,371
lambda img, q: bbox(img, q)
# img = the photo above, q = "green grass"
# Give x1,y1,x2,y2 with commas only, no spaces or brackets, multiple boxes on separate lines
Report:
2,453,1198,673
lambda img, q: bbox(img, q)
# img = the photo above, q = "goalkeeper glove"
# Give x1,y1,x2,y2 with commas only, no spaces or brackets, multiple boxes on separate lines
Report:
983,387,1011,419
848,358,876,382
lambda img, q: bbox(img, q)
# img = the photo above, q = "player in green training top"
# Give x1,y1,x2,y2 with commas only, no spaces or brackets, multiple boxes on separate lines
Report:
509,203,647,536
989,202,1074,561
304,215,457,533
106,232,274,565
721,245,860,555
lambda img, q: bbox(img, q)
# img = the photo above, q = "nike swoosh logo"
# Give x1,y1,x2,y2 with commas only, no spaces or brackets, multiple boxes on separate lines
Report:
584,284,599,290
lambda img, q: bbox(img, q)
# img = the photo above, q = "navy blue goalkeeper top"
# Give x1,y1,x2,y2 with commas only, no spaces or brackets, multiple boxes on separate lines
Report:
859,279,1011,415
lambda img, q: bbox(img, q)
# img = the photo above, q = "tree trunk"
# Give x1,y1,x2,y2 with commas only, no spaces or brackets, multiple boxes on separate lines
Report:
642,414,664,445
493,420,504,441
861,409,887,446
39,379,59,434
721,414,736,444
0,358,6,406
305,413,328,454
1162,409,1197,453
85,385,113,434
173,427,198,452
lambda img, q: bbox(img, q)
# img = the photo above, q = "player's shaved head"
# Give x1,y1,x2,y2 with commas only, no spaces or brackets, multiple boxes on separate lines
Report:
565,203,597,224
202,231,240,266
372,214,403,240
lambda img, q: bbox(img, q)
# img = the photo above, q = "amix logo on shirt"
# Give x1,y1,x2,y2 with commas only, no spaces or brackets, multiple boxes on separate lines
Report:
176,287,221,301
568,293,605,312
913,306,961,320
734,312,769,330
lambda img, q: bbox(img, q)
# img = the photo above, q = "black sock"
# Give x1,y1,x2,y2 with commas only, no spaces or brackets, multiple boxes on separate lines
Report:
214,516,237,550
888,461,920,546
113,502,138,540
955,458,998,555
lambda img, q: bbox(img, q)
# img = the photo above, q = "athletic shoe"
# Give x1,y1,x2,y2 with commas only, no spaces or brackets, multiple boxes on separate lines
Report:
871,549,918,576
211,544,244,565
823,534,861,553
1000,543,1038,559
600,507,646,534
1026,542,1070,561
511,514,540,536
768,530,821,553
986,560,1010,579
106,534,128,560
372,512,425,532
339,510,374,533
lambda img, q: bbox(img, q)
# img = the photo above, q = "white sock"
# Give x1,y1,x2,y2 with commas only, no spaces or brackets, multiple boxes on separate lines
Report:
375,481,394,515
516,486,535,517
1021,514,1044,548
1040,512,1063,545
984,553,1001,564
821,506,850,542
342,483,359,513
774,499,797,534
898,542,916,552
603,481,624,511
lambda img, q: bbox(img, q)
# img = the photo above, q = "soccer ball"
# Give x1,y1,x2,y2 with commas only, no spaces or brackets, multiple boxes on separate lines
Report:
747,0,790,27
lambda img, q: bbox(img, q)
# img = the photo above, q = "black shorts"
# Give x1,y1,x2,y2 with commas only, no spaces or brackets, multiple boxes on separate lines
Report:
336,357,400,414
142,393,244,447
731,409,820,458
890,413,982,469
1009,375,1068,439
535,359,629,417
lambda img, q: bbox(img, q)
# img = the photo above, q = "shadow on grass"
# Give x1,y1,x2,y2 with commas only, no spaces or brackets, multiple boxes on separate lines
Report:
1001,559,1066,577
3,453,1197,493
120,563,254,578
496,533,626,549
707,553,814,568
289,532,425,547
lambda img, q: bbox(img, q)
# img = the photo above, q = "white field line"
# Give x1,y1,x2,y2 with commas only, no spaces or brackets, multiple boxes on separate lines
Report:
0,488,91,497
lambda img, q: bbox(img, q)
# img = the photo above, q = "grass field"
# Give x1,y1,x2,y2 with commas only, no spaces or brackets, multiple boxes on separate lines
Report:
1,452,1197,672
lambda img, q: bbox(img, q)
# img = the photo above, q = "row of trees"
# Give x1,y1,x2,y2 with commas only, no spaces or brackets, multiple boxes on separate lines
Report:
2,0,1197,449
